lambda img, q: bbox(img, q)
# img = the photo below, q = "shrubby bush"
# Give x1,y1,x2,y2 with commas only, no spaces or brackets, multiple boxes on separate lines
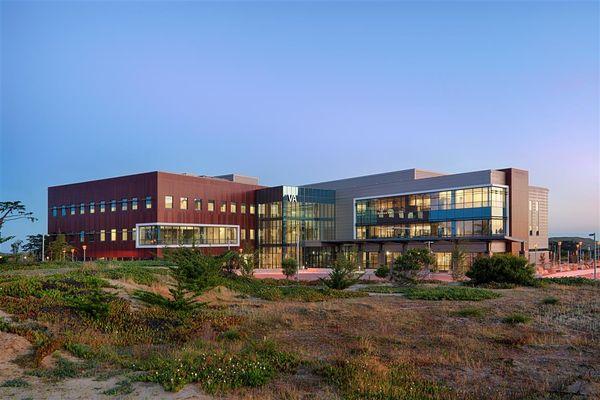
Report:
466,254,535,286
391,249,435,284
374,265,390,279
281,258,298,280
321,254,360,290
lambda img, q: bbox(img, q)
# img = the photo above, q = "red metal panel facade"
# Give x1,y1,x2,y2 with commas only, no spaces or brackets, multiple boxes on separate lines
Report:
47,171,262,260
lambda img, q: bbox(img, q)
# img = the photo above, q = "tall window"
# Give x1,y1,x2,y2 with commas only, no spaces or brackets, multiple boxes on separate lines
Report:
132,227,136,241
230,202,237,213
194,199,202,211
89,202,95,214
52,207,58,217
165,196,173,209
145,196,152,209
110,200,116,212
241,203,246,214
100,201,106,213
220,202,227,212
80,231,85,242
70,205,76,215
180,197,188,210
250,204,255,215
249,229,255,240
110,229,117,241
208,200,215,212
80,203,85,214
61,206,66,216
121,198,128,211
100,230,106,242
122,228,128,241
131,198,138,210
241,229,246,240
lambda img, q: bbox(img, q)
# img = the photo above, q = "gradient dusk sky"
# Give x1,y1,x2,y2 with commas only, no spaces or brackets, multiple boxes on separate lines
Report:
0,1,598,249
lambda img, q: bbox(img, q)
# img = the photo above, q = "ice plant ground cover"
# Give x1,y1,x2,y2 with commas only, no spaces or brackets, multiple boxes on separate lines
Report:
0,260,598,399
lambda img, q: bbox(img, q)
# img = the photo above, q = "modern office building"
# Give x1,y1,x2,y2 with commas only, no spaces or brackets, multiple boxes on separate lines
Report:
48,167,549,270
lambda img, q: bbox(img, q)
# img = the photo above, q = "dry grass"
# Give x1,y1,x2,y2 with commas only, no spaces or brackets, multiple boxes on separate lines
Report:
1,265,598,399
237,284,599,399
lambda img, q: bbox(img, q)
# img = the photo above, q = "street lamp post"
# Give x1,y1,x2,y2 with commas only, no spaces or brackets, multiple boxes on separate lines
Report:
70,248,75,262
557,241,562,265
82,245,87,262
589,233,597,279
62,249,66,262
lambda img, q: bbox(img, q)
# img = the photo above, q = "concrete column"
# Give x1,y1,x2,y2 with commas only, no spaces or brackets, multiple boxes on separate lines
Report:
377,243,386,267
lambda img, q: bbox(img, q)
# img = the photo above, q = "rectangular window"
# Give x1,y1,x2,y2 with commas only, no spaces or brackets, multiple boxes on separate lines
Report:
165,196,173,209
132,198,138,210
100,230,106,242
122,228,128,241
241,203,246,214
110,200,116,212
89,202,95,214
132,227,136,241
110,229,117,241
145,196,152,209
194,199,202,210
241,229,246,240
220,202,227,212
121,198,128,211
250,204,255,215
80,203,85,214
180,197,188,210
249,229,255,240
80,231,85,242
70,205,76,215
100,201,106,213
230,202,237,213
61,206,66,216
52,207,58,217
208,200,215,212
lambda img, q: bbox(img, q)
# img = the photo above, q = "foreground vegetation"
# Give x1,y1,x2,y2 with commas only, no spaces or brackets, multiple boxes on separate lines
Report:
0,252,598,399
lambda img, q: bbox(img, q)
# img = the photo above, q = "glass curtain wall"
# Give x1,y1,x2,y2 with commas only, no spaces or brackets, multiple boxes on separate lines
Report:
138,224,237,246
257,186,335,268
355,186,507,240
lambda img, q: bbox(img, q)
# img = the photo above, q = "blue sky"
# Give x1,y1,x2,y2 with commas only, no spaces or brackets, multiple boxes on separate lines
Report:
1,1,598,249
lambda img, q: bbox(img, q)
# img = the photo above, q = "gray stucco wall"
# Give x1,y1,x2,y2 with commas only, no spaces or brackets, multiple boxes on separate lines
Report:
304,168,504,241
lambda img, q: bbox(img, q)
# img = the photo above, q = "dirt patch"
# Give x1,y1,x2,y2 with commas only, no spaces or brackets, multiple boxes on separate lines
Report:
104,278,172,308
0,331,32,381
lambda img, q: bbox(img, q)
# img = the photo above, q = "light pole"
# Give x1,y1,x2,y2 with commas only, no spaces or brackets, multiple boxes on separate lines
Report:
70,248,75,262
589,233,597,279
557,241,562,265
62,249,66,262
82,245,87,262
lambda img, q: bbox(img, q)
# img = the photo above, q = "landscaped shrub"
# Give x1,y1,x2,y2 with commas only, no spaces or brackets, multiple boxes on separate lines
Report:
281,258,298,280
540,277,600,287
391,249,435,284
466,254,536,286
321,254,360,290
374,265,390,279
